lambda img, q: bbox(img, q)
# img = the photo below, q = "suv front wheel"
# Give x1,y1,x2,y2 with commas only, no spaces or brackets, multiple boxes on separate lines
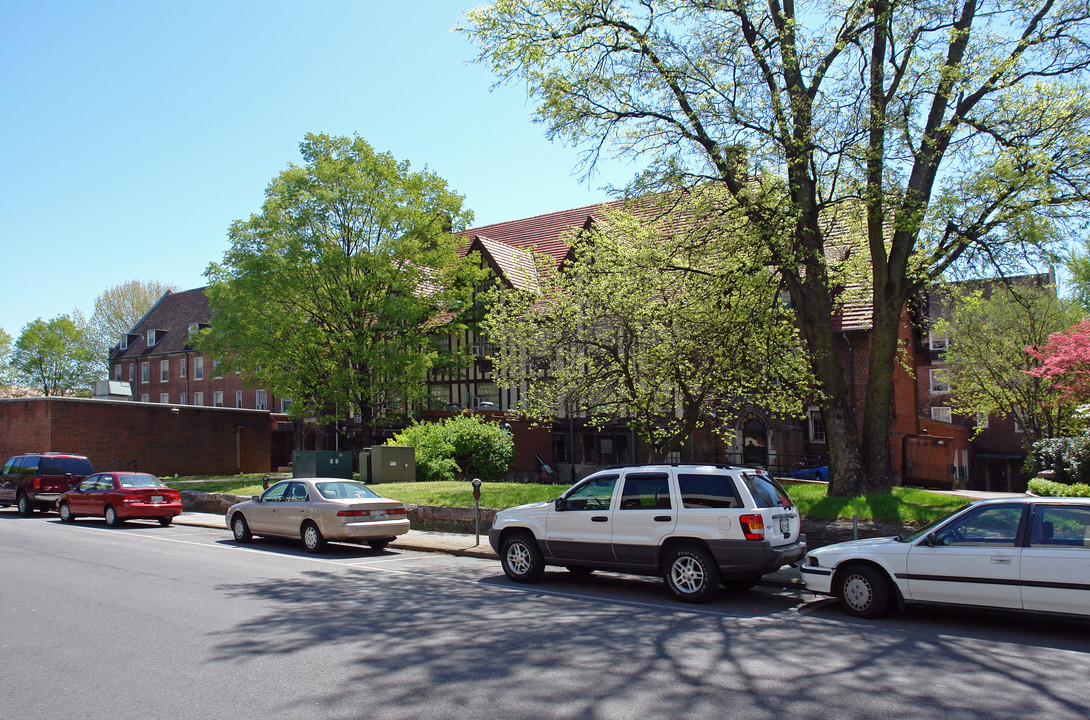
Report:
663,545,721,603
500,532,545,583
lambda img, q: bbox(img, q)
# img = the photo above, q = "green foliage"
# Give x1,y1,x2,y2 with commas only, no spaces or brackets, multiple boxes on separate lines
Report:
485,192,813,461
387,414,515,482
1027,478,1090,497
200,133,486,442
1030,432,1090,485
370,480,559,509
464,0,1090,495
933,279,1084,444
786,485,971,525
10,315,98,396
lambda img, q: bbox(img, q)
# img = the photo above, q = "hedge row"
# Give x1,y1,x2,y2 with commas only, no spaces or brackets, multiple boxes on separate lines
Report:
1027,478,1090,497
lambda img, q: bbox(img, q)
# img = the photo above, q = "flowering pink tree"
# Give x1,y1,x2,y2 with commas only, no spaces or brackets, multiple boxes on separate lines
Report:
1026,319,1090,402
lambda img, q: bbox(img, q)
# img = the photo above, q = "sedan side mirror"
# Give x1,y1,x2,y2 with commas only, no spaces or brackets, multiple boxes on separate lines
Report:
554,497,567,512
925,532,938,546
251,495,261,503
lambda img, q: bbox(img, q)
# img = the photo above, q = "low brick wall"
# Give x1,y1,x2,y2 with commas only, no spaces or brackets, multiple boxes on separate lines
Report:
182,491,915,547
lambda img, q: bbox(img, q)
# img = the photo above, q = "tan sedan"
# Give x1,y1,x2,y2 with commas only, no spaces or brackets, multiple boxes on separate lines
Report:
226,478,410,553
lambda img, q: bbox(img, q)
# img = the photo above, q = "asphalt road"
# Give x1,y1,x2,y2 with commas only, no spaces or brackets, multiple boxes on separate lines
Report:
2,509,1088,720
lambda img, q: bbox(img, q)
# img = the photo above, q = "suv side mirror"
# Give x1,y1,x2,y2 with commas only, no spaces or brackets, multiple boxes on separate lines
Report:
554,497,567,512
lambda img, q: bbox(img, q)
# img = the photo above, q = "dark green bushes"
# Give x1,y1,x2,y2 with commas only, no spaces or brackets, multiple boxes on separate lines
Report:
387,414,514,482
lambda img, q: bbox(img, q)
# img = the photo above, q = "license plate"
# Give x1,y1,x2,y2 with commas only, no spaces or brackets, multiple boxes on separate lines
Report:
151,495,164,503
779,517,790,533
370,510,386,521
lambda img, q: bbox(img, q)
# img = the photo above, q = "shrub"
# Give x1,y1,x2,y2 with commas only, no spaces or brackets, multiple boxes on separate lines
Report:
387,414,514,482
1030,432,1090,485
1027,478,1090,497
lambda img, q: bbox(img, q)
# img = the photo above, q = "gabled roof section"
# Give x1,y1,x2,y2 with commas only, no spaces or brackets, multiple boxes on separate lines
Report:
464,200,624,268
110,287,211,359
472,235,542,292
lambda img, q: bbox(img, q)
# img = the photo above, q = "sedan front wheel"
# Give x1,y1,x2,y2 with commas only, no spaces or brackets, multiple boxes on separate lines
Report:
836,564,890,619
58,502,75,523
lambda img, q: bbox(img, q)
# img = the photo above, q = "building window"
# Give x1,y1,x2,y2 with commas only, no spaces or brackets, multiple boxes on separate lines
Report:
193,392,204,406
141,362,150,383
235,390,243,409
976,412,990,430
188,322,199,336
929,368,949,394
280,397,291,413
194,356,204,380
160,393,169,404
808,407,826,443
128,363,133,382
213,360,222,379
931,406,952,423
179,357,186,378
140,394,149,403
160,359,169,382
213,391,223,407
929,329,948,351
113,364,121,381
119,335,129,350
179,392,186,405
255,390,267,411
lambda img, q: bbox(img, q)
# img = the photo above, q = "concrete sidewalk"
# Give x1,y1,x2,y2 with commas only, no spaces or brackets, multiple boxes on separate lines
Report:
171,511,804,587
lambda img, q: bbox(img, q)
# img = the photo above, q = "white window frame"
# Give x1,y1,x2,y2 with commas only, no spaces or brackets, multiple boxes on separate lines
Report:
193,391,204,407
180,392,186,405
213,391,223,408
235,390,243,409
807,406,826,443
194,356,204,381
179,357,186,378
931,406,952,423
146,329,157,347
140,393,149,403
280,398,291,413
160,393,169,404
128,363,134,382
141,362,149,383
113,364,121,381
213,360,222,379
929,368,950,394
255,390,267,411
929,329,948,351
160,359,169,382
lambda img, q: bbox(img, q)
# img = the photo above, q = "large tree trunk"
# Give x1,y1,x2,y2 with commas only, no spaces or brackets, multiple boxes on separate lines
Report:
860,293,902,492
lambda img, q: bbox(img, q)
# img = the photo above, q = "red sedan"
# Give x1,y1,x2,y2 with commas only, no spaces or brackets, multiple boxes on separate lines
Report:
56,472,182,527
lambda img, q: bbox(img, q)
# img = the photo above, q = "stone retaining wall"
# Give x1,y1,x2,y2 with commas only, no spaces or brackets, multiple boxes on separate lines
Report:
182,491,914,548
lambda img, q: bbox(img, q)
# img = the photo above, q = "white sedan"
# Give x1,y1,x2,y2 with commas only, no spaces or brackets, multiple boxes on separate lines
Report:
800,496,1090,619
226,478,410,553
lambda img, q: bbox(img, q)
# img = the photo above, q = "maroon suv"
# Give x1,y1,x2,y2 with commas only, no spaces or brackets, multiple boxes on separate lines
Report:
0,453,95,515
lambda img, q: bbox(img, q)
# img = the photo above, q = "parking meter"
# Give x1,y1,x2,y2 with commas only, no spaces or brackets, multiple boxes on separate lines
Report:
471,478,483,545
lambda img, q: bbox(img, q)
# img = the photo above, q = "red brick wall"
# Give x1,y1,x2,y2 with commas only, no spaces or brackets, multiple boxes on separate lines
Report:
0,398,272,476
112,351,280,411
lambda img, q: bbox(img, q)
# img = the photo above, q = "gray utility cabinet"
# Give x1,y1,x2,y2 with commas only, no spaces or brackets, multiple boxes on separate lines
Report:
369,445,416,483
292,450,353,479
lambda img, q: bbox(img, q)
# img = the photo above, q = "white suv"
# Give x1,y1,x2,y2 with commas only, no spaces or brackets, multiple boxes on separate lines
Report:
488,464,806,602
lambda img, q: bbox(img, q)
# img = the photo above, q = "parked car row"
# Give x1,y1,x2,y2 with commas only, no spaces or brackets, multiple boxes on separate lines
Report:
5,454,1089,620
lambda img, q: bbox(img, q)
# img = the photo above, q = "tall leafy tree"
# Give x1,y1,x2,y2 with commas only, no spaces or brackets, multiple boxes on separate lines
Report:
485,196,813,461
0,326,15,395
464,0,1090,495
935,281,1083,445
201,133,486,445
10,316,98,396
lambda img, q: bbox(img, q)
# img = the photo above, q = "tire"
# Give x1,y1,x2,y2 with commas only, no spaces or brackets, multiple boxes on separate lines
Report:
721,575,762,591
565,565,595,576
662,544,721,603
500,532,545,583
836,564,890,619
158,517,172,527
231,513,252,542
301,522,326,553
58,502,75,523
104,505,123,527
367,539,390,551
17,493,34,516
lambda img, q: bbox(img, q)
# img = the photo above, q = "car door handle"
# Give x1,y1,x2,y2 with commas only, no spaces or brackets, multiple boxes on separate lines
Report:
654,516,672,522
991,556,1012,564
591,516,608,522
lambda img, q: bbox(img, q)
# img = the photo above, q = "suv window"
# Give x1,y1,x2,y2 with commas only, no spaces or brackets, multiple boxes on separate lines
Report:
39,456,94,476
619,473,671,510
2,456,23,474
19,457,40,476
565,475,618,510
678,473,741,508
740,472,791,508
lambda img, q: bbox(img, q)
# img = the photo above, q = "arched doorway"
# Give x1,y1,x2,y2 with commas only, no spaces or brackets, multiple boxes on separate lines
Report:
741,416,768,468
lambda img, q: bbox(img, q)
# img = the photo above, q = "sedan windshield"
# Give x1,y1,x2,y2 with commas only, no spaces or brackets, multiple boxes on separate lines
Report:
316,481,381,500
119,474,166,488
896,505,972,543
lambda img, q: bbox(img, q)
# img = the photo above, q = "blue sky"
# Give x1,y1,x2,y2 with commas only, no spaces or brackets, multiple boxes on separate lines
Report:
0,1,638,338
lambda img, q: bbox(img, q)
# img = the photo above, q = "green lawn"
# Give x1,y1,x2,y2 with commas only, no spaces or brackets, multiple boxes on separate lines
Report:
166,476,970,525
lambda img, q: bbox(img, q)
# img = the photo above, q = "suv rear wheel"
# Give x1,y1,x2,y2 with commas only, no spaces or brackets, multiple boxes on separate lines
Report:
500,532,545,583
663,545,721,603
16,493,34,516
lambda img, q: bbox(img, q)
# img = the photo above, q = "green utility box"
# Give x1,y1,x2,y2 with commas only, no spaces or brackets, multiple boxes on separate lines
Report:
369,445,416,483
292,450,353,479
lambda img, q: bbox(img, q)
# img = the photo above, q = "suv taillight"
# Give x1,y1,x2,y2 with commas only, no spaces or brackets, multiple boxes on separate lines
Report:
739,513,765,541
33,477,41,491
